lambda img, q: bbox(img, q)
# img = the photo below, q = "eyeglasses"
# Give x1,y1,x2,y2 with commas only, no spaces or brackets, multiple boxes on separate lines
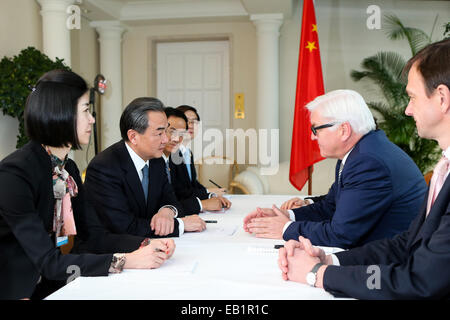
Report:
166,127,188,139
310,123,338,136
187,119,199,126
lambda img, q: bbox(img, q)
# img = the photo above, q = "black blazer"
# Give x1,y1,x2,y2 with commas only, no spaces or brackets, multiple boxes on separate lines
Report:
323,174,450,299
168,150,209,214
0,141,142,300
84,140,184,238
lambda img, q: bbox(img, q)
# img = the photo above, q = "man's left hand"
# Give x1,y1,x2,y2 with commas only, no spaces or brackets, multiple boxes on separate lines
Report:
246,205,290,239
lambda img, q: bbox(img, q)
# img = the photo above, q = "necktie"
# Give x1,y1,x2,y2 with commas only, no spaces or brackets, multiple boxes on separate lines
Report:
338,161,344,185
142,164,149,202
165,160,171,183
183,150,192,181
426,156,449,217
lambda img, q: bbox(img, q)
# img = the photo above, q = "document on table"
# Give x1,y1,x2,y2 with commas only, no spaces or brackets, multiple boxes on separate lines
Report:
206,224,238,236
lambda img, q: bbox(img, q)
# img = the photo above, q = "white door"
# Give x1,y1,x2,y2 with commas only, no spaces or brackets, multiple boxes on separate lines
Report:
156,41,230,134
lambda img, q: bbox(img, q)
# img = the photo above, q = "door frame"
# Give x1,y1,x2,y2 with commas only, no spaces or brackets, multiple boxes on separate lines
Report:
148,34,233,130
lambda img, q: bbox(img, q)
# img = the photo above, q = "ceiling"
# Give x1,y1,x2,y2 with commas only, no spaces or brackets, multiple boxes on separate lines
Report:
81,0,295,25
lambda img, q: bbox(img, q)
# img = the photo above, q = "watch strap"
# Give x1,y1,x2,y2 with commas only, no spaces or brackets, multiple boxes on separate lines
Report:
311,262,325,274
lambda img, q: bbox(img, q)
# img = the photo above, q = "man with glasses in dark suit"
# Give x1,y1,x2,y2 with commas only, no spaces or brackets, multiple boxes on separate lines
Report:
244,89,427,249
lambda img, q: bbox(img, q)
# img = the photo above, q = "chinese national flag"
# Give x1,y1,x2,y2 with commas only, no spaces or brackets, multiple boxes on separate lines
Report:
289,0,325,191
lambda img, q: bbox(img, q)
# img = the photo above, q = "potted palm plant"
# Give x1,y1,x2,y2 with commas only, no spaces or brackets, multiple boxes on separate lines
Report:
351,15,448,173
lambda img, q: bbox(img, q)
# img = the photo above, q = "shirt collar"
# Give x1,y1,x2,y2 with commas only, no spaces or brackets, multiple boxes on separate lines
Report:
161,153,169,163
443,146,450,160
124,141,149,172
179,144,189,154
341,147,354,166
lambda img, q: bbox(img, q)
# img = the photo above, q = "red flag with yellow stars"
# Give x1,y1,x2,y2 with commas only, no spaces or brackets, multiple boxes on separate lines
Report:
289,0,325,192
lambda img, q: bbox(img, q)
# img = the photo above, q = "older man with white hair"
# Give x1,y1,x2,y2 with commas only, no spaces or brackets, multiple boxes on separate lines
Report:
243,89,427,249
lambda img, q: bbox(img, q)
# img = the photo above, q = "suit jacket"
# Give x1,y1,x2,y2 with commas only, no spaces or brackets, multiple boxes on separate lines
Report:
168,150,209,214
283,130,428,249
84,140,184,238
323,174,450,299
0,141,142,300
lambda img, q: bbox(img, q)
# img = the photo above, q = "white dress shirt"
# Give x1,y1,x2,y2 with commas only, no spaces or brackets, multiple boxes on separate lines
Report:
125,143,184,235
442,147,450,180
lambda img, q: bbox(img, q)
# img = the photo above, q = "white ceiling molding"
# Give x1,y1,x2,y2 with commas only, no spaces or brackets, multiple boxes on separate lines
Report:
83,0,295,24
120,0,248,21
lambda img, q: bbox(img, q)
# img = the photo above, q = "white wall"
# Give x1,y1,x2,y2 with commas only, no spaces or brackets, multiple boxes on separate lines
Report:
0,0,99,173
278,0,449,194
0,0,42,160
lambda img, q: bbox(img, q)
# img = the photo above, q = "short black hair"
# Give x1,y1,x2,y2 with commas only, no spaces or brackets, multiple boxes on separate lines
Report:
24,69,88,150
164,107,188,130
120,97,165,141
176,105,200,121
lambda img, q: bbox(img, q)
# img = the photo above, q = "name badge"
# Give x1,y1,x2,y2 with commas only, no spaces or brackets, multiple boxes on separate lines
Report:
56,236,68,247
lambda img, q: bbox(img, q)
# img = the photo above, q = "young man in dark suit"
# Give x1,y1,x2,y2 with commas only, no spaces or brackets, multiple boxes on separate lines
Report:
278,38,450,299
84,98,206,238
162,107,231,214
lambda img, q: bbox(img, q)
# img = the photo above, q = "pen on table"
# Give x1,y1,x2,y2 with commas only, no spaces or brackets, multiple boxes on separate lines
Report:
204,220,217,223
209,179,222,188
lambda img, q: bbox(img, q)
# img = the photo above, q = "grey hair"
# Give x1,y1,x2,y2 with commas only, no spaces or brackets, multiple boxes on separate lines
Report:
120,97,165,141
306,89,376,135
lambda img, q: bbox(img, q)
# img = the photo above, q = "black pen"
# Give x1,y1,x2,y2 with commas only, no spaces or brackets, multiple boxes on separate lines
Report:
204,220,217,223
274,244,284,249
209,179,222,188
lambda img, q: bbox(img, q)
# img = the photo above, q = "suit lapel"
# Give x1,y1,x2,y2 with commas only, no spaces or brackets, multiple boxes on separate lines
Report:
176,150,193,185
408,175,450,249
118,141,147,213
189,151,196,183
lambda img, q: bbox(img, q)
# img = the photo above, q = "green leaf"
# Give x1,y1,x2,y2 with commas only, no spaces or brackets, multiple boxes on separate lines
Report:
350,15,443,173
0,47,71,148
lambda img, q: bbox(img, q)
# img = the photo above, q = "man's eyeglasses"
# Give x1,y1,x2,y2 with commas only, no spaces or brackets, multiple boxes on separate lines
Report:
311,123,338,136
187,119,199,126
166,128,188,139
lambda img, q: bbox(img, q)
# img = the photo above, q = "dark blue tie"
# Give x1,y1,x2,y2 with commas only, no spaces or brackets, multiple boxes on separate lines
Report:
165,160,171,183
142,164,149,202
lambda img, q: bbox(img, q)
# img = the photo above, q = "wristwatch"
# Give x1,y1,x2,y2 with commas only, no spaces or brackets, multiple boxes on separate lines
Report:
306,262,324,287
109,253,126,273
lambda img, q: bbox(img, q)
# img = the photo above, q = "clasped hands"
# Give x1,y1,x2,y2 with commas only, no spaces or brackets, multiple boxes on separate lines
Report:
125,238,176,270
243,205,290,239
278,236,331,288
243,197,312,239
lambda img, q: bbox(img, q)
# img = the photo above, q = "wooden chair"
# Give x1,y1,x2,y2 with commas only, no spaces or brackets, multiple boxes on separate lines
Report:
229,180,251,194
196,156,239,192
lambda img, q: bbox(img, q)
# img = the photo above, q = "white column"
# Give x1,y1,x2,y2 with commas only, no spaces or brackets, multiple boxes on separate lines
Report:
90,21,126,150
37,0,75,66
250,14,283,131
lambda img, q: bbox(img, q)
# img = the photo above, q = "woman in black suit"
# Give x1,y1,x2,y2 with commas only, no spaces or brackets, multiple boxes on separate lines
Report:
0,70,175,300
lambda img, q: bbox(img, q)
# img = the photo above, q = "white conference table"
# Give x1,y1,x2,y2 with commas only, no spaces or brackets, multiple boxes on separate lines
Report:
46,195,346,300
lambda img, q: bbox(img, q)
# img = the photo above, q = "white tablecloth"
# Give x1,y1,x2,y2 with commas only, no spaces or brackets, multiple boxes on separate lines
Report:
46,195,346,300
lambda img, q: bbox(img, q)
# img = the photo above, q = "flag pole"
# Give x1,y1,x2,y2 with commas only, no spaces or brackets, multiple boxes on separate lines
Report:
308,165,313,195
